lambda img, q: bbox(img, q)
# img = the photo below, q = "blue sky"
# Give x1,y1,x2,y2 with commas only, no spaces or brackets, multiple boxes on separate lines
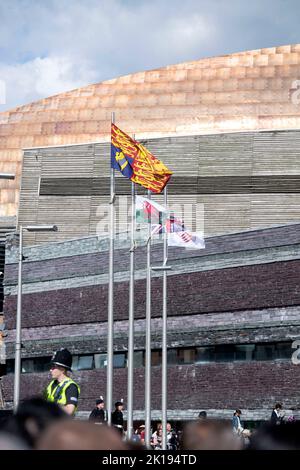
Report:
0,0,299,111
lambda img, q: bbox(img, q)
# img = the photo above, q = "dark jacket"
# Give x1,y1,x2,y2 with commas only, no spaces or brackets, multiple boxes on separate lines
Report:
89,408,106,423
271,410,284,425
111,410,123,427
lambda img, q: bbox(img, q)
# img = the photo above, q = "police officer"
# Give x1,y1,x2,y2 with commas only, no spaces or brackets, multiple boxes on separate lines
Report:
111,399,124,435
89,396,107,424
45,348,80,416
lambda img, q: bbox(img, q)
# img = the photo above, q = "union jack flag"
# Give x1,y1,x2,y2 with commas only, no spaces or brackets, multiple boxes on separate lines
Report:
179,232,193,243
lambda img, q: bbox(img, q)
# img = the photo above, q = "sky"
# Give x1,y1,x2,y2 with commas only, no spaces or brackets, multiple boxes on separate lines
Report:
0,0,300,111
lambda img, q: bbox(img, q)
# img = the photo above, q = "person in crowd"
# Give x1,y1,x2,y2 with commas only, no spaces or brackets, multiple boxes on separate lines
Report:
241,428,251,448
166,422,179,450
3,397,67,448
270,403,285,425
151,422,163,449
44,348,80,416
139,424,145,444
150,422,178,450
0,432,29,450
132,424,145,445
89,397,107,424
111,399,124,435
198,410,207,420
36,420,129,450
248,421,300,450
232,409,244,435
182,419,243,450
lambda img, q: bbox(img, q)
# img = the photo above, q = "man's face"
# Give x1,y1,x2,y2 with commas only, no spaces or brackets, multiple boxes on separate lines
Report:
50,364,65,379
117,405,123,411
97,402,105,409
167,423,172,432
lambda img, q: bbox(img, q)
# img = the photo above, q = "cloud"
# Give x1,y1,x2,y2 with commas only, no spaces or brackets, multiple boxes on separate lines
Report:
0,0,216,110
0,0,300,110
0,56,98,110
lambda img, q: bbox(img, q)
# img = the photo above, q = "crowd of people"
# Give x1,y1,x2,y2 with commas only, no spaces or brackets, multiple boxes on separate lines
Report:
88,396,179,449
0,348,299,450
0,396,299,450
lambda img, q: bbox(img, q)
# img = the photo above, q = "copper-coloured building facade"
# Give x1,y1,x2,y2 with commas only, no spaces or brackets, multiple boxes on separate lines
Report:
1,44,300,220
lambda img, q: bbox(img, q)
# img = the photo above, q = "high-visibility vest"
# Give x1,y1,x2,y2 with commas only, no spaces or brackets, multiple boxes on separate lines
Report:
46,378,80,414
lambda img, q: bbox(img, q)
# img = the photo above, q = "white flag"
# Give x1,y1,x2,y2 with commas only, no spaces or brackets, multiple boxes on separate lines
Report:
135,195,168,225
168,231,205,249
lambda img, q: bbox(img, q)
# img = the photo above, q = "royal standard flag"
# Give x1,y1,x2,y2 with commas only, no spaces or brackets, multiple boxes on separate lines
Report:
111,124,172,193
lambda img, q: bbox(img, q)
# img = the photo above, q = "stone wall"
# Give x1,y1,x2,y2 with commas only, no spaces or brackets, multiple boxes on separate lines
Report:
2,361,300,420
3,224,300,415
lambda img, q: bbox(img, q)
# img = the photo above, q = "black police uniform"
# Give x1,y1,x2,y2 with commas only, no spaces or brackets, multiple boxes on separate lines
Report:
89,400,107,423
111,401,124,434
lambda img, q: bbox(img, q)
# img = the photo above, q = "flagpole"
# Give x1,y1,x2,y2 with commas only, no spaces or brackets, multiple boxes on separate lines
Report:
106,111,115,426
145,189,152,447
127,180,136,440
162,186,168,450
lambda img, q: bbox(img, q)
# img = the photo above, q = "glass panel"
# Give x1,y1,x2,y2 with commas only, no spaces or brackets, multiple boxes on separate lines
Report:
6,359,14,374
94,354,107,369
21,359,34,373
34,357,51,373
45,356,52,372
113,353,126,368
196,347,215,363
77,355,94,370
178,348,196,364
275,342,292,359
134,351,144,368
254,344,275,361
235,345,255,361
151,351,162,366
167,349,178,365
72,356,79,371
215,345,235,362
11,341,291,376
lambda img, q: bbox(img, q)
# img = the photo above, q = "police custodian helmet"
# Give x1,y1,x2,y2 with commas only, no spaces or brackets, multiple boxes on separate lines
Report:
96,396,104,405
51,348,72,371
115,399,124,407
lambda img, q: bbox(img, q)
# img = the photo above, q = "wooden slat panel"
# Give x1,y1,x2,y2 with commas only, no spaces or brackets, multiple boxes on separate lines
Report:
198,132,253,176
141,135,199,176
251,194,300,229
253,131,300,175
40,176,199,196
40,144,94,178
18,153,42,245
93,143,110,177
19,129,300,244
35,196,91,243
199,194,251,235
